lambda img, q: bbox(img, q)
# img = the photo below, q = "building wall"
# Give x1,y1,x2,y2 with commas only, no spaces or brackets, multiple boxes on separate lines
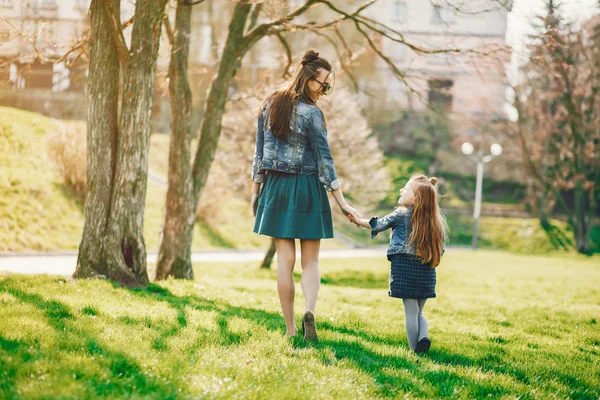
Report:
361,0,510,125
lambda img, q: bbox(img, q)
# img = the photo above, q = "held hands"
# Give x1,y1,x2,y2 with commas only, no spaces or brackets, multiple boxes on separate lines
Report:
340,204,370,229
340,204,361,225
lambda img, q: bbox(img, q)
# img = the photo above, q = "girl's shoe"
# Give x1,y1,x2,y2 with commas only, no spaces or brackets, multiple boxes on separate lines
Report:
415,337,431,353
302,311,318,342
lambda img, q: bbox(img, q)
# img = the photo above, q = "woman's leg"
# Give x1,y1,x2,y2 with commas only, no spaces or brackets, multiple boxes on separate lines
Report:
402,298,419,350
299,239,321,314
417,299,429,341
275,238,297,336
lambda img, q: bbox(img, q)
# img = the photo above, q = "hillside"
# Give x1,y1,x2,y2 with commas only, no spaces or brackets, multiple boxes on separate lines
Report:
0,107,271,253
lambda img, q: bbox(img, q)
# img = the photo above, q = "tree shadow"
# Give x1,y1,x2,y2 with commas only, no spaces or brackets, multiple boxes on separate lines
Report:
52,182,85,214
0,278,182,399
195,220,236,249
311,338,514,398
319,270,389,289
2,279,597,399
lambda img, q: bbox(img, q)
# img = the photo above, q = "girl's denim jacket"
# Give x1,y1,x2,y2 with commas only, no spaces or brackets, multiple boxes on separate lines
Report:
370,206,417,259
371,206,446,260
251,100,340,192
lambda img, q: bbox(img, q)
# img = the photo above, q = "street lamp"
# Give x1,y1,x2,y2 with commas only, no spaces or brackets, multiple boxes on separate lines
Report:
461,142,503,249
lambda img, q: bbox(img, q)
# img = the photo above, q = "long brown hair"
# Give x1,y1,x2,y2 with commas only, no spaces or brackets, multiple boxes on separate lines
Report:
408,175,448,267
265,50,332,137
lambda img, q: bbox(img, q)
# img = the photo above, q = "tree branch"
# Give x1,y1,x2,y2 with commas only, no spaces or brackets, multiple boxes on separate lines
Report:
243,0,320,51
103,0,130,64
247,3,263,33
121,15,134,30
306,27,361,93
163,13,175,46
178,0,207,5
274,32,293,78
56,37,89,64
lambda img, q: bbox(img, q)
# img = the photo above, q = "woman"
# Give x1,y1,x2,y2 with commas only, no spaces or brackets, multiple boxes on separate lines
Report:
251,50,361,341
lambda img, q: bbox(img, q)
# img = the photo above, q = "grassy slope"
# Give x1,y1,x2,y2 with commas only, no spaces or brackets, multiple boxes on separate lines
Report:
0,107,272,252
0,108,83,252
1,250,599,399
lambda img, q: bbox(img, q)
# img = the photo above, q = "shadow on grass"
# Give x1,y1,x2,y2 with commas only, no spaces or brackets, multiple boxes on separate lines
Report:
195,220,236,249
0,279,181,399
53,182,85,214
2,278,598,399
320,270,389,289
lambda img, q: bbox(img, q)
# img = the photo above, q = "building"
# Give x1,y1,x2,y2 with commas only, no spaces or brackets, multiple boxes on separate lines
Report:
360,0,511,127
0,0,96,90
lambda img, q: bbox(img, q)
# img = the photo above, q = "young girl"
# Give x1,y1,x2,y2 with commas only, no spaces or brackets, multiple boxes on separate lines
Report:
353,175,447,353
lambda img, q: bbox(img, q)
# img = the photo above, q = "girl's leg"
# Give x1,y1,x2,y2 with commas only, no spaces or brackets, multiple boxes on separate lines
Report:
299,239,321,314
275,238,297,336
417,299,429,341
402,298,420,350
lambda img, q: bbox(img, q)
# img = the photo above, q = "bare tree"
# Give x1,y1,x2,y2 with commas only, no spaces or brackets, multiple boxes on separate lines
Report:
74,0,169,286
157,0,511,278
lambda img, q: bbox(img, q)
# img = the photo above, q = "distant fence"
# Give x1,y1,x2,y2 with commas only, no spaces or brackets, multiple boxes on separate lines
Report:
0,89,87,120
445,207,532,219
0,89,170,133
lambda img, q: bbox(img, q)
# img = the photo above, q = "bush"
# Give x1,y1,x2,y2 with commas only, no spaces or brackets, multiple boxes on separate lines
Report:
47,121,87,202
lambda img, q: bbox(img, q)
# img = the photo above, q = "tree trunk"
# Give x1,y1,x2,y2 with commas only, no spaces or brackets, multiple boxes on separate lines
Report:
573,183,591,254
428,157,436,176
260,238,276,269
75,0,121,281
191,2,253,200
157,2,253,278
155,2,195,280
74,0,168,287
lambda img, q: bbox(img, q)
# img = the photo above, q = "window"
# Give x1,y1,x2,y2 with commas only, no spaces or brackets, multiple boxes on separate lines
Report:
432,4,456,24
393,43,405,61
428,52,457,65
428,79,453,112
432,5,442,23
0,30,10,43
393,1,407,22
74,0,90,10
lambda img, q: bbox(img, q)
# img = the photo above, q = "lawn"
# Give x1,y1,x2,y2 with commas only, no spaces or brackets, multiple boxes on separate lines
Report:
1,250,599,399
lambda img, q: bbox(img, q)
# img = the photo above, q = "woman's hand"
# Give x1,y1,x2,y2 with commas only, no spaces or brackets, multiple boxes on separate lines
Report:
251,182,262,217
340,204,361,224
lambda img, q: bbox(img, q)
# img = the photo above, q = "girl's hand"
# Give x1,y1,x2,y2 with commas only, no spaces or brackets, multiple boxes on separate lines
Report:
355,218,371,229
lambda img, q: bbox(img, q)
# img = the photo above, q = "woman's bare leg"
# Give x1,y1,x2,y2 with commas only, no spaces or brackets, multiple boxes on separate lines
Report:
275,238,297,336
300,239,321,314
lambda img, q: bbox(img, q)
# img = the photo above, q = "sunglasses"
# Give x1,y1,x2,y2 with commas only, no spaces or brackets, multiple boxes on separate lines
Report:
314,71,334,95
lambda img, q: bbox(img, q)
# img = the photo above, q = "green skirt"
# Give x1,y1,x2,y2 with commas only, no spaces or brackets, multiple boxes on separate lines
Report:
254,171,334,240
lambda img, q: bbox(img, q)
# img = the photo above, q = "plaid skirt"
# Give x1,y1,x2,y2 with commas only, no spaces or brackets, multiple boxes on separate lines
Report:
388,253,436,299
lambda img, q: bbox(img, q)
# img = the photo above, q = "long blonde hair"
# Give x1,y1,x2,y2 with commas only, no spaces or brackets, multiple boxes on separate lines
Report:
408,175,448,267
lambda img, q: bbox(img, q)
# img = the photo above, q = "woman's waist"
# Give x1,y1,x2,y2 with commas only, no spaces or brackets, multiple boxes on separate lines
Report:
260,159,317,175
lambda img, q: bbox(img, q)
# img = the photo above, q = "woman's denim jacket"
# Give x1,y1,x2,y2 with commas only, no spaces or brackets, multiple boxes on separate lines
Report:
251,100,340,192
370,206,417,259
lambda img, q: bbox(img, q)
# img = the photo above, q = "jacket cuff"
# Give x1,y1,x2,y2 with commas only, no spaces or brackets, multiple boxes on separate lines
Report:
369,217,378,239
325,178,341,192
253,173,265,183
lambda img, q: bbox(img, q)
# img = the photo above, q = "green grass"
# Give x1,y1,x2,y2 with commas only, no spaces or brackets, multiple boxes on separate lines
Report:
1,251,599,399
0,108,84,252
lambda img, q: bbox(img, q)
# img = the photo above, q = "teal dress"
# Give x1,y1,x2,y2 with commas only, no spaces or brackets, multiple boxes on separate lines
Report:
253,171,334,240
